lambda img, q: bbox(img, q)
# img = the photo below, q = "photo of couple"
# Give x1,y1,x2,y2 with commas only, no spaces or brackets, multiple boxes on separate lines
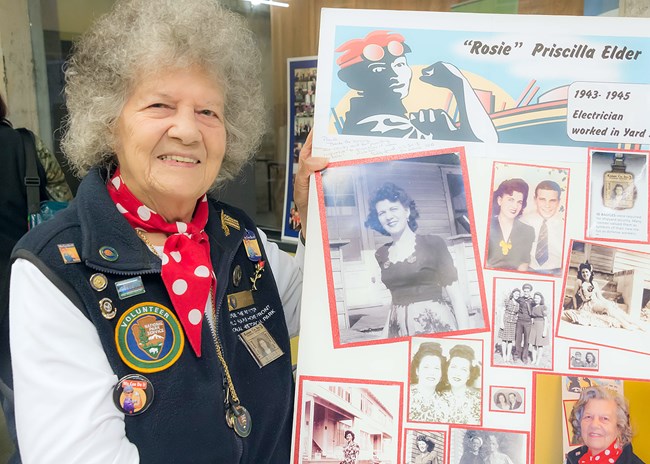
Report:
485,162,569,276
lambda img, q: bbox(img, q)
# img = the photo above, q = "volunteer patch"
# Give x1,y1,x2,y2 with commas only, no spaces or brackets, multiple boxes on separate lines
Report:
115,302,184,372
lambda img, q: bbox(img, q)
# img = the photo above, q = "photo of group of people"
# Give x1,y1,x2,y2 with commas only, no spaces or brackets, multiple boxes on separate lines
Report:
485,162,569,276
318,150,487,347
492,278,554,369
449,428,528,464
409,338,483,425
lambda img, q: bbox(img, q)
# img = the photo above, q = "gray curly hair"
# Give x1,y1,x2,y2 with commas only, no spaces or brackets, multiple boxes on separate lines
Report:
569,386,633,447
61,0,264,189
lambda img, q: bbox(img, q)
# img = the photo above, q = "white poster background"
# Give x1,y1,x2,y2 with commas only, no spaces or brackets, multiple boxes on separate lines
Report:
293,9,650,464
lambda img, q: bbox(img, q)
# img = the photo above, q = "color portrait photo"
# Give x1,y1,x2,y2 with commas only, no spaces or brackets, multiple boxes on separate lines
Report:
484,162,569,277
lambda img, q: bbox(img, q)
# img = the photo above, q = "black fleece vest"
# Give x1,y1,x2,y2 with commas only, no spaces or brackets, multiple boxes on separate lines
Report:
12,168,294,463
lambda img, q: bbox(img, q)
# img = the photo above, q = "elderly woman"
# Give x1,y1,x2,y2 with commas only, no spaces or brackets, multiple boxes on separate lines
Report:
8,0,326,462
486,178,535,272
366,182,469,338
566,386,644,464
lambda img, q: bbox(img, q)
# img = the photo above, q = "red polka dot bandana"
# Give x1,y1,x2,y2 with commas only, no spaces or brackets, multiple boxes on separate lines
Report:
578,440,622,464
107,169,214,357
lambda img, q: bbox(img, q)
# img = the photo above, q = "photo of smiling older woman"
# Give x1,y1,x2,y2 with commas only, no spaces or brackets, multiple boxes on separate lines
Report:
7,0,328,462
319,151,486,346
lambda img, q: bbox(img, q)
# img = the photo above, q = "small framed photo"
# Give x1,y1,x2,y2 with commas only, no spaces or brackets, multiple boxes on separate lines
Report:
404,429,446,464
489,386,525,414
238,324,284,368
585,148,649,243
568,347,599,371
448,427,529,464
491,277,555,370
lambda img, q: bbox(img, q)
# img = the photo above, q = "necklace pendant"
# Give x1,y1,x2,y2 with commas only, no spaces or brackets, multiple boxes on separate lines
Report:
225,403,252,438
499,239,512,256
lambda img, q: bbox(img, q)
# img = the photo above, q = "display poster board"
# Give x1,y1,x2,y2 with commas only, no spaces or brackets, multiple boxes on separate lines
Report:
282,57,318,242
292,9,650,464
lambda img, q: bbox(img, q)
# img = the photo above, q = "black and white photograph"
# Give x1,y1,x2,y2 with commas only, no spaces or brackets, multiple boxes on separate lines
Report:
491,278,554,369
404,430,445,464
409,338,483,426
295,377,400,464
485,162,569,276
449,428,528,464
489,386,525,414
318,149,487,347
559,240,650,355
568,348,599,371
586,149,649,243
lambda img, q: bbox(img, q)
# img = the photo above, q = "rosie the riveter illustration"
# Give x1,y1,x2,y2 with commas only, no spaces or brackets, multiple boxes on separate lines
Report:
334,30,498,143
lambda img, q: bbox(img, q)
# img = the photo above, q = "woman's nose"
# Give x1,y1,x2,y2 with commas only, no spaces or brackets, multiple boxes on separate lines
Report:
167,107,201,144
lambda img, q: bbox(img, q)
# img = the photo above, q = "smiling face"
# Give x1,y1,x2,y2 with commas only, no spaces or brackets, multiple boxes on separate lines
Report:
375,199,410,238
417,439,428,452
581,398,619,455
416,354,443,389
581,267,592,281
497,191,525,220
534,293,542,305
447,356,471,388
535,188,560,219
512,290,521,300
508,392,517,404
113,65,226,221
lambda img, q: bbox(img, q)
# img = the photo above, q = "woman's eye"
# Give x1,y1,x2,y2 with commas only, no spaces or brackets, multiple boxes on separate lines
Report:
150,103,169,109
371,66,386,73
199,109,217,117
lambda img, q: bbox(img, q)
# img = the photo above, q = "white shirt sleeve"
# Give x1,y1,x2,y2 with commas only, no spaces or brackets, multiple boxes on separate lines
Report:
10,258,139,464
257,228,304,338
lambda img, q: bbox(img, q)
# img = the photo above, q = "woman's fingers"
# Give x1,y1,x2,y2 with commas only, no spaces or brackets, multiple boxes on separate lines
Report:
294,131,328,238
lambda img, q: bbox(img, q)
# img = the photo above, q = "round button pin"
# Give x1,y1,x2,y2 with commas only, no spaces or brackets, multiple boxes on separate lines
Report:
99,246,119,262
99,297,117,320
90,273,108,291
113,374,154,416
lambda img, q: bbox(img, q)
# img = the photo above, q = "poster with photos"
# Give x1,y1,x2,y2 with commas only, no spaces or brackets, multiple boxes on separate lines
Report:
292,8,650,464
282,56,318,242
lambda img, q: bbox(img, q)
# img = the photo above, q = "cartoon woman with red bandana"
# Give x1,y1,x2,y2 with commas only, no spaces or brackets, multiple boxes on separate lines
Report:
335,30,497,142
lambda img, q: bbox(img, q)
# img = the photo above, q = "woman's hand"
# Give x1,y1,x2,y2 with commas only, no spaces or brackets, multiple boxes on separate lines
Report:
294,131,328,240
